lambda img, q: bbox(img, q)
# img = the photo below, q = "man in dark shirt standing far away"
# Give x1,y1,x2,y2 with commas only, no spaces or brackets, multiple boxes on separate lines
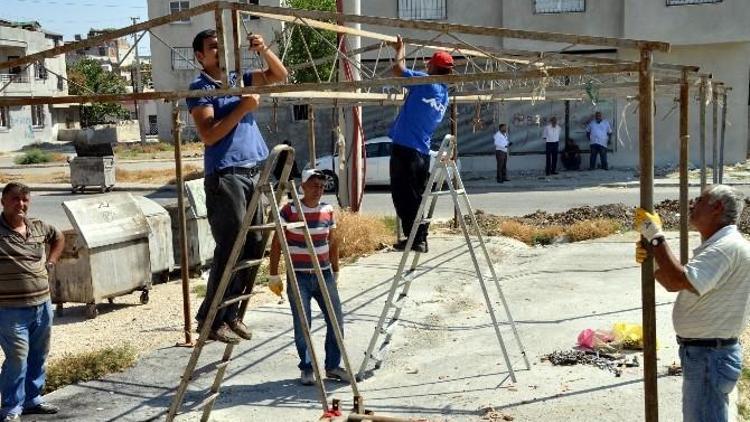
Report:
389,35,453,254
187,29,287,344
0,182,64,422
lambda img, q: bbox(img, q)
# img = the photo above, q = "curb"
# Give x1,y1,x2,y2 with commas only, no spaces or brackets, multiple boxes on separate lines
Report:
27,184,176,193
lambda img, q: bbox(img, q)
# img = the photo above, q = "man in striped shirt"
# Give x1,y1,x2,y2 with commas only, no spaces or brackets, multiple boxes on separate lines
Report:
635,185,750,421
268,169,349,386
0,183,64,422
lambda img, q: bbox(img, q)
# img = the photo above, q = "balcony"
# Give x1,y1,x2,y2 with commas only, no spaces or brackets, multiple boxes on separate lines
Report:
0,73,30,84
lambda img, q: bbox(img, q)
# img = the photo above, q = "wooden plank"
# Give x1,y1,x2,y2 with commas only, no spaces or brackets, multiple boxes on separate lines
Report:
679,71,690,265
232,10,242,77
699,76,708,190
215,9,230,87
227,1,671,52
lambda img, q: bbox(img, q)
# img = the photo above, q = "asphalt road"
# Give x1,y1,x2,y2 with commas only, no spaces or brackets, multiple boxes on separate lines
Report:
28,184,750,231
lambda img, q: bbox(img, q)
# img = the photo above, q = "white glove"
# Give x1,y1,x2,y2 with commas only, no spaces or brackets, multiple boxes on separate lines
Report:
268,274,283,297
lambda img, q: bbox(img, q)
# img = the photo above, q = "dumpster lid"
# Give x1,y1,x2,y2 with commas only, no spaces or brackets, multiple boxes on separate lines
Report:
133,195,169,218
62,193,149,249
73,142,114,157
185,178,207,219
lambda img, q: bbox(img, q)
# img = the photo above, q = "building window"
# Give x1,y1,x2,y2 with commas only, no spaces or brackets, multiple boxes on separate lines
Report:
666,0,721,5
57,75,64,91
35,61,48,80
170,1,191,22
292,104,309,121
238,0,260,20
172,47,197,70
397,0,447,20
0,107,9,130
31,105,45,128
534,0,585,14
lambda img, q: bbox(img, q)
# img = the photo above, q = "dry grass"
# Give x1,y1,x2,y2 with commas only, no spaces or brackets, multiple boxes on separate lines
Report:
115,165,203,185
44,344,138,393
566,218,623,242
499,220,565,245
114,142,204,160
334,210,392,261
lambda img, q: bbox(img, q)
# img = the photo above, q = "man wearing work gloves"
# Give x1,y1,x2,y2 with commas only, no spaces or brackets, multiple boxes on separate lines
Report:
268,169,348,386
634,184,750,422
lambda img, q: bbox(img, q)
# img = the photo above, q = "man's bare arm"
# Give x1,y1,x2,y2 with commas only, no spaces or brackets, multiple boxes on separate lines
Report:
652,241,698,294
47,227,65,264
391,35,406,77
329,227,339,273
249,34,288,86
269,235,282,276
191,94,259,146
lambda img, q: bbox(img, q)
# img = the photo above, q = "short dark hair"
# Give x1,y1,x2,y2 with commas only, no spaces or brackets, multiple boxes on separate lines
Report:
433,66,452,76
192,29,217,53
499,123,507,131
2,182,30,197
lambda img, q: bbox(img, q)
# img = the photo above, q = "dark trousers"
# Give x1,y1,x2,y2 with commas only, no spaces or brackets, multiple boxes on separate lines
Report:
561,151,581,171
495,150,508,181
198,172,265,330
390,144,430,244
545,142,559,174
589,144,608,170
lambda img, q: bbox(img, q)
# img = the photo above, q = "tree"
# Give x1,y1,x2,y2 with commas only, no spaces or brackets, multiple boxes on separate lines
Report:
279,0,337,84
67,58,130,127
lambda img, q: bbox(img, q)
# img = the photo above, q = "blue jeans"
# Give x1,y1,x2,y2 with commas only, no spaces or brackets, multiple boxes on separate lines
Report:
287,270,343,371
680,343,742,422
0,301,53,417
589,144,608,170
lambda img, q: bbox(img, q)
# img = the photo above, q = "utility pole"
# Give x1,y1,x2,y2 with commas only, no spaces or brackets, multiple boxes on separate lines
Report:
131,17,147,144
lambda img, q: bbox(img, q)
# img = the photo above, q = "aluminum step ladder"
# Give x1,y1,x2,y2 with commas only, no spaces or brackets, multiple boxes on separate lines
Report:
357,135,530,382
167,145,361,421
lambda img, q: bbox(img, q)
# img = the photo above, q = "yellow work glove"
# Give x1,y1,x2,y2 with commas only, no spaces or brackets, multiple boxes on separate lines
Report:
635,241,648,264
634,208,664,241
268,274,284,297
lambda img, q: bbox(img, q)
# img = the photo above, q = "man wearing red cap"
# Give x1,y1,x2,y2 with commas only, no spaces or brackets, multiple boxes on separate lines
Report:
388,35,453,253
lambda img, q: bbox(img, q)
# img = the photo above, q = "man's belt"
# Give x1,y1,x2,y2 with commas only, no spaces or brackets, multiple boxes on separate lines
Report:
676,336,738,348
216,165,260,177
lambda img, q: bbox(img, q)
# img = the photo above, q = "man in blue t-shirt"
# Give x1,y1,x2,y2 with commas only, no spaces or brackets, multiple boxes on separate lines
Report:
186,29,287,344
388,35,452,253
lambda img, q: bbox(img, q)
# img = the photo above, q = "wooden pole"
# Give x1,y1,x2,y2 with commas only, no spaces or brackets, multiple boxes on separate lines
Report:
712,84,719,184
231,9,242,77
451,101,459,229
173,105,193,347
214,8,230,87
699,76,708,191
308,105,316,167
679,71,690,265
719,88,729,184
638,47,658,422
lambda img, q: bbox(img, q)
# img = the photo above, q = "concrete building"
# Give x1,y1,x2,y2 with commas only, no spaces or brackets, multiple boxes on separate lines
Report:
0,20,71,151
66,29,135,82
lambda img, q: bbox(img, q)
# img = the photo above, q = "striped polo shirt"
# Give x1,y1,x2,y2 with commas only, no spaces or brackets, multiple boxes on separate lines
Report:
0,216,59,307
279,202,336,272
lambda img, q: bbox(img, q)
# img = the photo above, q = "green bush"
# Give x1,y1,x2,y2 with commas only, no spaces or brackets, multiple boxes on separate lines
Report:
45,345,137,393
192,284,207,298
14,148,52,165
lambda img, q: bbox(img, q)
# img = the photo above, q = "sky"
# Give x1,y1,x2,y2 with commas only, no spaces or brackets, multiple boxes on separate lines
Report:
3,0,151,55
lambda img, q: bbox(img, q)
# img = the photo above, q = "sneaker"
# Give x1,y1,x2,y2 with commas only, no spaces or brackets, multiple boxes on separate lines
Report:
208,323,241,344
392,239,407,251
325,367,352,383
412,240,429,254
1,414,20,422
300,369,315,386
228,319,252,340
23,402,59,415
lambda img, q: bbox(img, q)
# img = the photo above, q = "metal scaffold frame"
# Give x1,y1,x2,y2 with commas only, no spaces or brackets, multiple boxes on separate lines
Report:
0,2,732,421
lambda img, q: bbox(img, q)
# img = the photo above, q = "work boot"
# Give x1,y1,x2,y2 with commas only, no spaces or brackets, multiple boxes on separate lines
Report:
208,323,240,344
23,402,59,415
392,239,407,251
300,369,315,386
1,413,20,422
325,367,352,383
228,318,252,340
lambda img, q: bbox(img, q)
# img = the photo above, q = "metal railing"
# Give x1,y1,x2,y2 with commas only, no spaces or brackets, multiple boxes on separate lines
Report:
0,73,30,84
397,0,447,20
667,0,721,5
534,0,585,14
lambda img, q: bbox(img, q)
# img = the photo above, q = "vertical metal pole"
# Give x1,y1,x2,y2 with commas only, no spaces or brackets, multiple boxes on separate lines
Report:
451,101,459,229
308,105,316,167
679,71,690,265
638,48,658,422
214,7,230,87
173,105,193,346
231,9,242,78
712,84,719,184
131,17,146,145
719,88,729,184
699,76,708,191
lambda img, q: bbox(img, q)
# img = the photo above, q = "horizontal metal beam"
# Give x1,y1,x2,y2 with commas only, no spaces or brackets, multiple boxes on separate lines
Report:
0,63,639,107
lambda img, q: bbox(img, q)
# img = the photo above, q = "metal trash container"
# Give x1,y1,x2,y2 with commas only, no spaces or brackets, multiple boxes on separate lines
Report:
51,193,152,318
134,196,175,283
165,178,215,276
69,142,115,193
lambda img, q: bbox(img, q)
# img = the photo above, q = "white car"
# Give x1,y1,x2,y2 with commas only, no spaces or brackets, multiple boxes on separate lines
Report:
312,136,459,193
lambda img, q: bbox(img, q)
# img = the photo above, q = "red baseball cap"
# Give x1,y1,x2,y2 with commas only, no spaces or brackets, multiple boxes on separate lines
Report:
429,51,454,69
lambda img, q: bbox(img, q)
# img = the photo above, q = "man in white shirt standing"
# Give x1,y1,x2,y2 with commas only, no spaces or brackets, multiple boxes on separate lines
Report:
543,116,561,176
493,124,510,183
635,184,750,422
586,111,612,170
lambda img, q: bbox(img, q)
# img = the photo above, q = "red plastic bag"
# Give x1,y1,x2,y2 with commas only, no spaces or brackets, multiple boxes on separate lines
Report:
577,328,614,350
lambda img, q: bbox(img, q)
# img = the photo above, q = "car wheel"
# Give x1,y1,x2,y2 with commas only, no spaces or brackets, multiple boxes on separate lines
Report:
322,171,338,193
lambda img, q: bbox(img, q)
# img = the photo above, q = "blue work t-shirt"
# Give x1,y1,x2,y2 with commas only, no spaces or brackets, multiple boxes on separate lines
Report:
388,68,449,155
186,71,269,175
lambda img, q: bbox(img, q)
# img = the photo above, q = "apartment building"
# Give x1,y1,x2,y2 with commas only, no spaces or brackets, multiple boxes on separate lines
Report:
65,29,136,82
0,20,70,151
